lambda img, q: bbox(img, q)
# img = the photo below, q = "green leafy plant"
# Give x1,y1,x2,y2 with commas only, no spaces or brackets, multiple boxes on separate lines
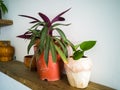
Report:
17,8,74,65
72,41,96,60
0,0,8,14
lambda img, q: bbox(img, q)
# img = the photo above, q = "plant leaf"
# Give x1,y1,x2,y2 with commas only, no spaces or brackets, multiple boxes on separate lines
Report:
57,17,65,21
51,8,71,23
29,29,41,38
44,35,50,65
52,23,71,28
55,28,67,41
55,45,68,64
19,15,40,23
50,41,57,63
30,22,45,29
30,20,41,23
74,43,81,50
38,26,48,53
27,36,36,54
17,31,32,39
1,3,8,14
80,41,96,51
65,39,76,51
73,50,84,60
38,12,51,27
53,38,68,56
17,34,31,39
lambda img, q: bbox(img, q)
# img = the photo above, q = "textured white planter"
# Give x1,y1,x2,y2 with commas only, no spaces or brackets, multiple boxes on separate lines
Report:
64,57,93,88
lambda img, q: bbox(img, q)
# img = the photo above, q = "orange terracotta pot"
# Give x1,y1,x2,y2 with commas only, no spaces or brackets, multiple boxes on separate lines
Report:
37,52,61,81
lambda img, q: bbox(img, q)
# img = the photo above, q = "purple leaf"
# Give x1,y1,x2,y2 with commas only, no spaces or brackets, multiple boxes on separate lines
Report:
24,31,31,34
19,15,40,22
17,31,32,39
17,34,31,39
30,20,40,23
51,8,71,23
57,17,65,21
38,12,51,27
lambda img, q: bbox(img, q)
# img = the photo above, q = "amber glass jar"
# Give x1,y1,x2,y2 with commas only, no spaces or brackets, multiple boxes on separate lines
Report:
0,41,14,61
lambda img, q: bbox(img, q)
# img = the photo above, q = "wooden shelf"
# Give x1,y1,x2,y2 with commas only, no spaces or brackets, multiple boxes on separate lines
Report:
0,61,115,90
0,19,13,26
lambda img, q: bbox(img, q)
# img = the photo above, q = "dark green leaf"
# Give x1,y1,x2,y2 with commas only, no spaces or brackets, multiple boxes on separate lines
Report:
39,26,48,53
44,35,50,65
73,50,84,60
29,29,41,38
1,3,8,14
50,41,57,63
27,36,36,54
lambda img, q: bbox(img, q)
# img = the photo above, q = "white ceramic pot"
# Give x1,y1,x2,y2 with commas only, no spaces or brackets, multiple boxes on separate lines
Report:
64,57,93,88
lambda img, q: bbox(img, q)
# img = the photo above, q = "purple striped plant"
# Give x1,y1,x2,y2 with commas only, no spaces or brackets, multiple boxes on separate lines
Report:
17,8,75,65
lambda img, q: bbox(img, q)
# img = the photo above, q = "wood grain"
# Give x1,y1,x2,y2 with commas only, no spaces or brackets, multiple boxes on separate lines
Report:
0,61,115,90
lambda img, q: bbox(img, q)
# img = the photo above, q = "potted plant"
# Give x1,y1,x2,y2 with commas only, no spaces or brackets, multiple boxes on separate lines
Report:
17,8,74,81
0,0,8,18
64,40,96,88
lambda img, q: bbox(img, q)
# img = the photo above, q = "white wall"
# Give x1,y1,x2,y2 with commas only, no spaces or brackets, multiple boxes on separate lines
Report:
0,72,31,90
0,0,120,89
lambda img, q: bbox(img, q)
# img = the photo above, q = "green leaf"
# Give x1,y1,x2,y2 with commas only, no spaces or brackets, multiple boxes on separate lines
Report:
65,39,76,51
80,41,96,51
74,43,81,50
73,50,84,60
60,41,68,56
38,26,48,53
53,38,67,56
50,41,57,63
54,28,67,41
30,22,45,29
55,45,68,64
52,23,71,28
27,36,36,54
44,35,50,65
0,3,8,14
